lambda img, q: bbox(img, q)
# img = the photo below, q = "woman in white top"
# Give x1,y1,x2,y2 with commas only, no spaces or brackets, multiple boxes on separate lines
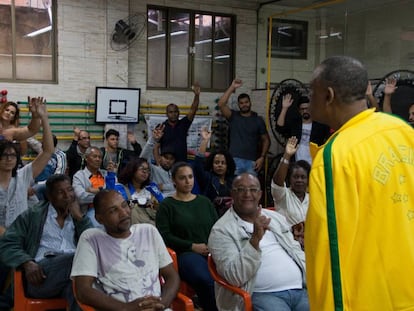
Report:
271,136,310,248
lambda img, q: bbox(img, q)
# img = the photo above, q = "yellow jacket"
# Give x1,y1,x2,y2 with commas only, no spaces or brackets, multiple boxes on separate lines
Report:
305,109,414,311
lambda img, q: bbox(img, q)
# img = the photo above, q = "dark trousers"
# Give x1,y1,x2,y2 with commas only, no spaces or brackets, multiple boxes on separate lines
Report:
26,253,81,311
178,252,218,311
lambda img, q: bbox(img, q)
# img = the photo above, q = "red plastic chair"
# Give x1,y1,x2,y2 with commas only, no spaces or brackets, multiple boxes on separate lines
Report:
207,254,253,311
166,248,196,299
14,270,68,311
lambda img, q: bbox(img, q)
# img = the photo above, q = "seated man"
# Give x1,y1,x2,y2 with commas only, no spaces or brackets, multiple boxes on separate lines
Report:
66,127,91,179
208,173,308,311
100,128,142,175
72,146,115,227
71,189,180,310
0,174,93,311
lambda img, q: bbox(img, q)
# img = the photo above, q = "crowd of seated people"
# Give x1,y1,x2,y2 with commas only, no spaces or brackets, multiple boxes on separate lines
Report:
3,65,413,311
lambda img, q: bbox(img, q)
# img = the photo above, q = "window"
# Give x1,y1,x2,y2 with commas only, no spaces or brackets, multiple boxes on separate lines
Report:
0,0,57,82
147,6,235,91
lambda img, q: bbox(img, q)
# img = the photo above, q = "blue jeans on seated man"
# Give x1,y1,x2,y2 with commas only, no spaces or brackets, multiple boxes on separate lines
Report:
26,253,82,311
234,157,256,176
178,252,218,311
252,288,309,311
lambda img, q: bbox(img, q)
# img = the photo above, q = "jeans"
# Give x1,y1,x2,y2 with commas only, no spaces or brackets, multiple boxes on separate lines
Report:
178,252,218,311
252,288,309,311
26,253,81,311
234,157,256,176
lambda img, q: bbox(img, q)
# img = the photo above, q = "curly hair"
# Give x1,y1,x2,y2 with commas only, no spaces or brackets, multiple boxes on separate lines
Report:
204,150,235,178
117,157,150,188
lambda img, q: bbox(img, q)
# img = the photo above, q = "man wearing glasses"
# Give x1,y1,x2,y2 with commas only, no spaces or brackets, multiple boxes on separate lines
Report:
66,127,91,179
208,173,308,311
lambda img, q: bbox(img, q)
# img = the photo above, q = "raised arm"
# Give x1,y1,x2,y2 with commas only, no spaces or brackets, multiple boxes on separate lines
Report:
276,94,294,127
199,127,211,154
142,125,164,162
127,131,142,155
218,79,242,119
383,78,397,113
3,97,42,141
272,136,298,186
187,82,200,121
30,99,54,179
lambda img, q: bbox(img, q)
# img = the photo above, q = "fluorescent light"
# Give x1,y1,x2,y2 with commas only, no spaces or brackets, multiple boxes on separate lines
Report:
195,37,230,45
148,30,187,40
25,25,52,38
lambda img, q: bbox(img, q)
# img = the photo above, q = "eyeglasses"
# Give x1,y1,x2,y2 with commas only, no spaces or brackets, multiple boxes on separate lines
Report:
79,136,90,140
0,153,17,160
232,187,261,194
138,167,150,173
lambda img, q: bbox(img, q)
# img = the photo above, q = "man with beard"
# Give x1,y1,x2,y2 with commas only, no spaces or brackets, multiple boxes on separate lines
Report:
154,83,200,163
276,94,331,164
71,190,179,311
0,174,93,311
218,79,270,175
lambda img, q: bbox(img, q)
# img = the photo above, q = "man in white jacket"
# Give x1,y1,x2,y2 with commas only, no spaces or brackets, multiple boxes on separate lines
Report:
208,173,308,311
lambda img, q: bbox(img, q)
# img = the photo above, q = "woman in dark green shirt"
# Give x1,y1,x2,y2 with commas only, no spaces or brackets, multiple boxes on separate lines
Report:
156,162,218,311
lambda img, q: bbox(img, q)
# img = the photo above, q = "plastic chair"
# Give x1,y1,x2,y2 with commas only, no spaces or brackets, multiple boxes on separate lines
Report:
207,254,253,311
73,275,194,311
166,248,196,299
14,270,68,311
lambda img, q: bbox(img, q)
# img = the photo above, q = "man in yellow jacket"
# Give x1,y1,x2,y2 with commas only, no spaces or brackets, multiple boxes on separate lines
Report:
305,55,414,311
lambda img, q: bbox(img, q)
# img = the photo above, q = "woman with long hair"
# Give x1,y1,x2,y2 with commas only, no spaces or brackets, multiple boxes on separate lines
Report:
0,99,42,142
156,162,218,311
193,128,236,216
110,157,163,225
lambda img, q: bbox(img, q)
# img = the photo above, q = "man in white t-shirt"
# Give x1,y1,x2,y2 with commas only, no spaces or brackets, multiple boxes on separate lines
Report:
71,189,180,310
208,173,308,311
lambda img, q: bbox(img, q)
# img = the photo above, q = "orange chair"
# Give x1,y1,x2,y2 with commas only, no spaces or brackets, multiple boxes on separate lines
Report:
14,269,68,311
166,248,196,299
207,254,253,311
72,275,194,311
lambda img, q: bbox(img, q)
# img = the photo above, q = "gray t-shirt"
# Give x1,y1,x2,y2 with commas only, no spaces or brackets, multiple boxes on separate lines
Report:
228,110,267,161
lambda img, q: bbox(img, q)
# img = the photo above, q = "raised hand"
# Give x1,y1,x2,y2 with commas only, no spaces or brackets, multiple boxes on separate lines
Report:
28,96,46,118
127,131,137,144
192,81,201,96
231,79,242,89
285,136,298,156
153,124,165,141
281,93,294,108
384,78,397,95
200,127,211,141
